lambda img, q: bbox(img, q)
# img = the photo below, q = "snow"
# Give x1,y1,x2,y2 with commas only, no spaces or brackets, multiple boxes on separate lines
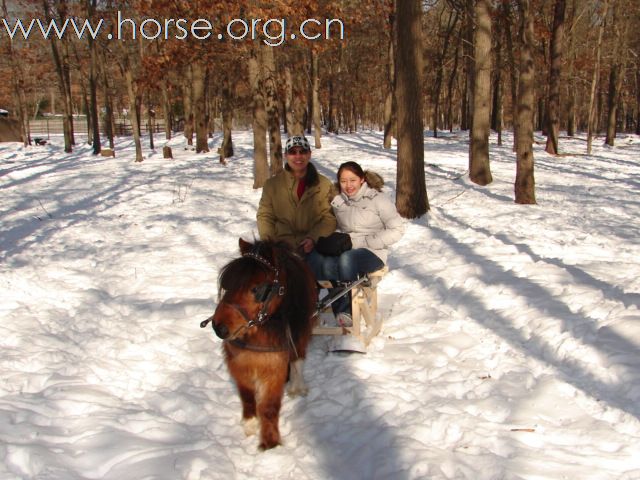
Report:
1,129,640,480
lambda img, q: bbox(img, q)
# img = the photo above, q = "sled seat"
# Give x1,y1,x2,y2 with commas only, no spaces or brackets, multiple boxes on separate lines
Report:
313,267,388,347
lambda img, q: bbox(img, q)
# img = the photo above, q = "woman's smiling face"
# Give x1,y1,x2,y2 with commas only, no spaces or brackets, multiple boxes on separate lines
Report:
339,169,365,197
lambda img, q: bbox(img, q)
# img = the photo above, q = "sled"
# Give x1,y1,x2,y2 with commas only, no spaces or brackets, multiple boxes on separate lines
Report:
313,267,388,351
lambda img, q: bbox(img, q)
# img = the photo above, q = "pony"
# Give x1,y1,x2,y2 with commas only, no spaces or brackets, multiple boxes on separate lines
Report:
201,238,318,450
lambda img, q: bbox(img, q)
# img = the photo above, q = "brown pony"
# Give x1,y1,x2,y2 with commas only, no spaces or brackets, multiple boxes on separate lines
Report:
201,239,318,450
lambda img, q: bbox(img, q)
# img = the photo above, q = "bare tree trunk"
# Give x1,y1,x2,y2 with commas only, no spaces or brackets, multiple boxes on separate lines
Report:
100,46,115,150
636,70,640,135
384,14,396,148
470,0,493,186
306,60,313,135
433,8,459,138
328,61,339,134
147,95,155,151
566,0,576,137
83,89,92,144
605,5,628,146
62,39,75,147
545,0,565,154
395,0,429,218
183,67,194,146
605,65,619,146
249,49,269,189
447,26,462,132
220,74,234,162
50,87,56,115
587,0,609,154
461,2,474,131
491,11,503,146
161,79,172,140
124,68,143,162
537,95,545,133
101,49,115,149
284,66,293,134
515,0,536,204
289,68,306,136
262,46,283,175
192,62,209,154
43,0,73,152
3,0,29,146
102,90,113,149
311,48,323,148
350,97,357,133
503,2,519,151
87,0,101,154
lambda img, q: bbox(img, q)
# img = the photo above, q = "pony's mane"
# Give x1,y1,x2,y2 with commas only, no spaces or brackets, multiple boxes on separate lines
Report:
218,241,316,343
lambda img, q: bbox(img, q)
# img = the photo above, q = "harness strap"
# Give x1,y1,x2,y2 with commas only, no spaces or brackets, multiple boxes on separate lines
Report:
226,323,299,356
226,338,288,352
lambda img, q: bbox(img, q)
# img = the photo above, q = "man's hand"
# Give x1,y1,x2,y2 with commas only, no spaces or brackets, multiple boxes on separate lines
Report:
298,237,314,254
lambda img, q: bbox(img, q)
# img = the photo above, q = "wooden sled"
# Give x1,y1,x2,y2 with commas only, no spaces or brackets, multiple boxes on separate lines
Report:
313,267,388,350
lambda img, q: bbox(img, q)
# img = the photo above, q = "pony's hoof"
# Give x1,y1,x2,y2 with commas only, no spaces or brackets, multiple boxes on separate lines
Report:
287,384,309,397
243,417,259,437
259,438,281,451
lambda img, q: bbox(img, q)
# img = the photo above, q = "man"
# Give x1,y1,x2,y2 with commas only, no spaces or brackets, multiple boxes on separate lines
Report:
257,135,336,264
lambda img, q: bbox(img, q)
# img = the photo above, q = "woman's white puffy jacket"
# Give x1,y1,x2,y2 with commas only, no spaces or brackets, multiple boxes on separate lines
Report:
330,183,405,264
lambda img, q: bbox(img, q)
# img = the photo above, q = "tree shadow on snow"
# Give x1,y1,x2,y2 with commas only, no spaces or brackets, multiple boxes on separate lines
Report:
407,215,640,421
286,338,410,480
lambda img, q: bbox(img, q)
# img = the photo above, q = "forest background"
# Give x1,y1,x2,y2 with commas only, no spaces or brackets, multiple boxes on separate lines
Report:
1,0,639,215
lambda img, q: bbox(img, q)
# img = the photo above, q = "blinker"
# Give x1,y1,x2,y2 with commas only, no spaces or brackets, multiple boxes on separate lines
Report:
253,283,273,303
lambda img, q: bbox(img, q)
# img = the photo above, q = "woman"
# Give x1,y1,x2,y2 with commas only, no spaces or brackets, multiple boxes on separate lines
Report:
322,161,405,325
257,136,336,273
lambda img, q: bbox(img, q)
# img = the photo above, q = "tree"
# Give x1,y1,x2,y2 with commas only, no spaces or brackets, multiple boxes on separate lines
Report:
491,10,504,146
192,61,209,154
514,0,536,205
545,0,566,155
249,48,269,189
311,48,322,148
42,0,74,153
262,46,283,175
101,47,115,149
219,74,234,162
395,0,429,218
87,0,101,155
604,0,629,146
432,6,459,138
502,0,519,151
636,70,640,135
383,12,395,149
586,0,609,154
2,0,30,146
469,0,493,186
565,0,577,137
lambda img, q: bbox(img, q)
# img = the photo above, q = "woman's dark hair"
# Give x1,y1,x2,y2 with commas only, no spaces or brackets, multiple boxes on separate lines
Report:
336,161,383,192
285,161,320,186
337,161,365,181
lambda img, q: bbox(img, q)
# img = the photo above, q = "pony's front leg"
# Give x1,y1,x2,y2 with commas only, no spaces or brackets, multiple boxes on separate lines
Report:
286,359,308,397
256,372,287,450
238,385,259,437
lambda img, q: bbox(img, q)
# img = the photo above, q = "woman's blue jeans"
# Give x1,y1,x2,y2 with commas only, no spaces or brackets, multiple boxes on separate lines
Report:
308,248,384,316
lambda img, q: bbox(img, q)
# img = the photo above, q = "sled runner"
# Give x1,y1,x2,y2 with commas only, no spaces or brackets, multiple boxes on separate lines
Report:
313,267,387,351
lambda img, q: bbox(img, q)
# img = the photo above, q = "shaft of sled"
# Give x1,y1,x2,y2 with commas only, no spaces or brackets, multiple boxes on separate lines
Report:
314,275,369,315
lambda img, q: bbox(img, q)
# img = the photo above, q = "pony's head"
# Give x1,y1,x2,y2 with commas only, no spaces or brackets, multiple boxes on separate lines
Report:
210,239,288,341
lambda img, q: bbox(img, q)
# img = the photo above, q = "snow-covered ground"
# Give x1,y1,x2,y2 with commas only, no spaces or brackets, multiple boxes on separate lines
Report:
1,129,639,480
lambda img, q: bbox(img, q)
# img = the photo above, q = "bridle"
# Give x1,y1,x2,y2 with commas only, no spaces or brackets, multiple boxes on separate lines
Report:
200,250,288,351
